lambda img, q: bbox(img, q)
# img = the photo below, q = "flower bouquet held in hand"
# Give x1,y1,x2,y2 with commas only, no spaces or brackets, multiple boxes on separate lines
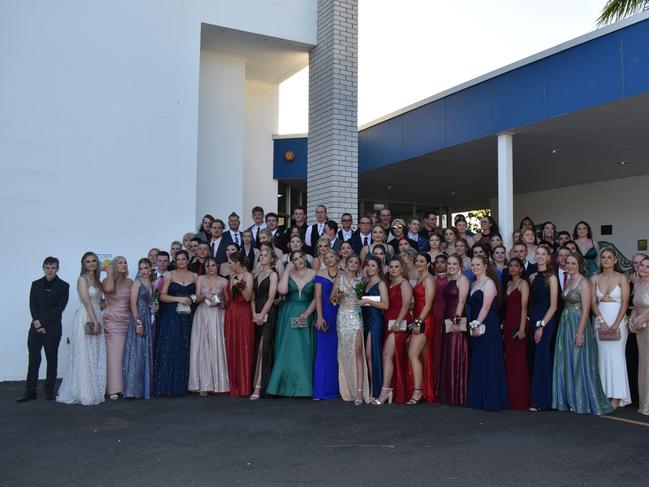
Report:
232,278,246,298
150,288,160,323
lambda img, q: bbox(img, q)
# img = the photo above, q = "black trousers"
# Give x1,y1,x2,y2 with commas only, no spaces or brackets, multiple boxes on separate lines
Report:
26,328,61,394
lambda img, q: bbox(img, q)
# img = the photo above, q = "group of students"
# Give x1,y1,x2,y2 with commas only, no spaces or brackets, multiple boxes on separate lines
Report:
19,206,649,416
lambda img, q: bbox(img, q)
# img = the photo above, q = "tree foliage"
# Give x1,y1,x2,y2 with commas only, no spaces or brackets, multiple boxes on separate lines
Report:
597,0,649,26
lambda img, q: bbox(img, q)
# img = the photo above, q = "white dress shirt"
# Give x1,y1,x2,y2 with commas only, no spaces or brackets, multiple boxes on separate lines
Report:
305,222,325,244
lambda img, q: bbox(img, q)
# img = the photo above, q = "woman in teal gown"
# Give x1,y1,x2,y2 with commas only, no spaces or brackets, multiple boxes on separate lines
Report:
552,253,612,415
267,251,317,397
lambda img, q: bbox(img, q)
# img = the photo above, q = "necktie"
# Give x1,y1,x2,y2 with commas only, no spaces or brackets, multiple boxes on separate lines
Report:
563,271,567,289
234,233,239,245
211,242,215,255
363,236,368,246
318,224,323,236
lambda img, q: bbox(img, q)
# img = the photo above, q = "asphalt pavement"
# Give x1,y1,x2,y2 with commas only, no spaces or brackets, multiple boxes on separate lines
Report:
1,381,648,487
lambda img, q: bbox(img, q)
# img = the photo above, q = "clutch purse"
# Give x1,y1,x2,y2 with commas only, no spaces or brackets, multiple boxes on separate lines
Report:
176,303,192,314
361,295,380,306
597,326,621,341
205,294,222,307
290,316,308,328
388,319,408,332
84,321,96,335
444,318,467,333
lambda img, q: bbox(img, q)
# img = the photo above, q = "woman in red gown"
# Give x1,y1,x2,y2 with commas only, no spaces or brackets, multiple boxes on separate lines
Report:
438,255,470,405
407,253,437,403
373,256,413,405
225,253,255,396
503,257,531,410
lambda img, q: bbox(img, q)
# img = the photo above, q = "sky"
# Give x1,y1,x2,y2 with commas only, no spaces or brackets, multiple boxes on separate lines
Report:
278,0,606,134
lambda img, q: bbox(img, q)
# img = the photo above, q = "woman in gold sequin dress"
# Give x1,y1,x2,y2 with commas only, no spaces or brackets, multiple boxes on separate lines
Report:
630,256,649,415
334,256,370,405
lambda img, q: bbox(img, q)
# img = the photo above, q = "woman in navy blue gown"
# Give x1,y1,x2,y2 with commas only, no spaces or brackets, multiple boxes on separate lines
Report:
528,245,559,411
153,250,197,397
466,255,508,410
313,247,340,399
360,256,389,400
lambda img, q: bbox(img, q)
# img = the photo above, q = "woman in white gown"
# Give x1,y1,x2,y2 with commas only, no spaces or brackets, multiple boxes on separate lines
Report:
590,248,631,408
57,252,107,406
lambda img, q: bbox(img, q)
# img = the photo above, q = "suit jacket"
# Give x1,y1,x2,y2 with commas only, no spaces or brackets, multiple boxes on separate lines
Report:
308,223,325,256
29,276,69,335
210,239,229,265
222,229,243,247
349,231,371,256
337,229,354,243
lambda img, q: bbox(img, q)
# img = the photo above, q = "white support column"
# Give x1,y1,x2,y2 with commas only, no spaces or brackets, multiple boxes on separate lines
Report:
498,133,514,250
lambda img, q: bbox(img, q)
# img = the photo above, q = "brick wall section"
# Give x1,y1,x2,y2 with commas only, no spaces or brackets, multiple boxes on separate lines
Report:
307,0,358,223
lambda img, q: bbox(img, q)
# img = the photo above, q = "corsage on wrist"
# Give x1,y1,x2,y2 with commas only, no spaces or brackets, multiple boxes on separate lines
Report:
190,294,197,303
535,320,545,329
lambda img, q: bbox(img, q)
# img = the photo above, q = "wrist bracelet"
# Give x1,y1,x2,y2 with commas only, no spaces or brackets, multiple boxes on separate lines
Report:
535,320,545,329
469,320,481,329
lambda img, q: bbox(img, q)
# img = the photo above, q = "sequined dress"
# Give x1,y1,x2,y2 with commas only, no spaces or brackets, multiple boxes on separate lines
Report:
188,278,229,393
336,274,370,403
552,279,612,415
122,281,155,399
633,281,649,415
57,283,106,406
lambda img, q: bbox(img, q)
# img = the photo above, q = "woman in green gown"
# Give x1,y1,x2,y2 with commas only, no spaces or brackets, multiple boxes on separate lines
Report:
552,253,612,415
266,250,317,397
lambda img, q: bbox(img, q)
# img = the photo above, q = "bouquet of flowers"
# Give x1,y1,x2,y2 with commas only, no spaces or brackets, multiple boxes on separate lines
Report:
232,279,246,298
353,279,365,300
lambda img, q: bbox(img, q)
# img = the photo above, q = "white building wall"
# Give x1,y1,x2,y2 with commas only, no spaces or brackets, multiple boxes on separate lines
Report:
491,174,649,259
244,80,280,218
0,0,316,381
197,51,246,221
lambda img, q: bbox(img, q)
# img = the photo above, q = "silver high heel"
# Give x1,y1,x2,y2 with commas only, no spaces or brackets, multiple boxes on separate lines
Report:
354,389,364,406
371,388,393,405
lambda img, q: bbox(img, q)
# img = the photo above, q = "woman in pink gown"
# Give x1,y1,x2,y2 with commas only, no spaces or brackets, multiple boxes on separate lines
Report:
102,256,133,399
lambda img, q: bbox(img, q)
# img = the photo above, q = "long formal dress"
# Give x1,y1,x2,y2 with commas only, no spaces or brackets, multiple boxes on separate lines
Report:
103,285,132,395
122,282,155,399
384,282,412,404
252,272,277,396
267,278,315,397
432,275,448,390
188,279,229,393
224,283,254,396
413,280,438,403
552,280,613,415
153,281,195,397
57,285,106,406
528,272,557,410
362,282,383,399
466,290,509,411
438,279,469,405
594,285,631,406
503,286,530,410
336,274,370,403
313,275,339,399
581,245,599,277
634,281,649,415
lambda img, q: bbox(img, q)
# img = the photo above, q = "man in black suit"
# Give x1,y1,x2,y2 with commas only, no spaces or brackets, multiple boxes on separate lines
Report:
337,213,354,243
210,219,229,265
279,205,309,252
247,206,266,247
18,256,69,402
223,212,243,247
349,215,372,255
501,242,538,288
265,212,283,248
305,204,328,256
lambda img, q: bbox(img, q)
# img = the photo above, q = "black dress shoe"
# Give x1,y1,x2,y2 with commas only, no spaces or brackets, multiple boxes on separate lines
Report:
45,391,56,401
16,392,37,403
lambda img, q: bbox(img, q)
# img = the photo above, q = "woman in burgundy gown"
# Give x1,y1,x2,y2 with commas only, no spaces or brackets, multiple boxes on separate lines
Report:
438,255,470,405
373,256,413,404
407,253,436,403
432,255,448,393
503,258,531,410
224,253,255,397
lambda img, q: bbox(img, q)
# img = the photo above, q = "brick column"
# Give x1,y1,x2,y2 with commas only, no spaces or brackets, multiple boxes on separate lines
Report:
307,0,358,223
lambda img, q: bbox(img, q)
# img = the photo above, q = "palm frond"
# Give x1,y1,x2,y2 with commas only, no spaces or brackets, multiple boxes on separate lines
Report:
597,0,649,26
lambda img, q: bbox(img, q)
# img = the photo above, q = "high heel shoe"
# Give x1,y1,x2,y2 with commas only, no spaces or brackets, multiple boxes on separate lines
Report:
371,388,393,405
250,385,261,401
406,389,423,405
354,389,364,406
